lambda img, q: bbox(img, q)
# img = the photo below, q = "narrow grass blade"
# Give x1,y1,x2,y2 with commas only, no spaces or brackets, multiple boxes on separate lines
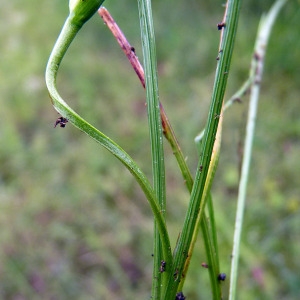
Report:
45,12,173,270
177,114,223,298
137,0,168,297
164,0,242,297
229,1,287,299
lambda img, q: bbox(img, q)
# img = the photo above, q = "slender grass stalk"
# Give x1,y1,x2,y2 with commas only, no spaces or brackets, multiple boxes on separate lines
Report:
137,1,168,298
98,8,223,297
169,103,224,297
229,1,287,299
178,114,223,298
164,0,242,297
45,1,173,273
157,109,222,298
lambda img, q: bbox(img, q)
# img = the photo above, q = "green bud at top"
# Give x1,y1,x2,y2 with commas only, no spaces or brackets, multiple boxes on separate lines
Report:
69,0,105,27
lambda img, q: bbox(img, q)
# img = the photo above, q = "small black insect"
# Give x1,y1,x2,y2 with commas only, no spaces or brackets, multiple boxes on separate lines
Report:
218,273,226,281
130,46,136,54
54,116,68,128
175,292,186,300
160,260,166,273
217,22,226,30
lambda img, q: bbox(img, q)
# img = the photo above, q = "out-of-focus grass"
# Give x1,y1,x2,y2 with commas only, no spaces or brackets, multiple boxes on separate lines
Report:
0,0,299,299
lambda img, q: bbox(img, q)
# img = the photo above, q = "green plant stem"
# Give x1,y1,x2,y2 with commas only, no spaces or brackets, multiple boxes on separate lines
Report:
98,9,222,296
179,116,223,297
229,1,287,298
164,0,242,298
45,11,172,270
160,98,223,299
138,1,168,298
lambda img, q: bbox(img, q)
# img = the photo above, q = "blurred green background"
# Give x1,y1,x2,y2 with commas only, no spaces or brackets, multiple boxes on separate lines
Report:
1,0,299,299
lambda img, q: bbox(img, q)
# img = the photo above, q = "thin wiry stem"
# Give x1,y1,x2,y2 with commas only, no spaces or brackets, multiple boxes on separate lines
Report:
137,1,167,297
229,1,287,299
164,0,242,297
